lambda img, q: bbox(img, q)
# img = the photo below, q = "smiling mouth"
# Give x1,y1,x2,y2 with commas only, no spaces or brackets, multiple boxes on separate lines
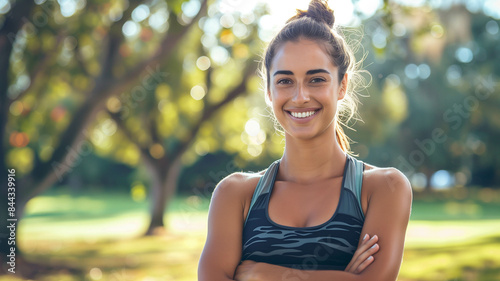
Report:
286,109,320,119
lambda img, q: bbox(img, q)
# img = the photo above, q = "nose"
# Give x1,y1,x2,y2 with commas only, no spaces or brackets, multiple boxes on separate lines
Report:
292,84,310,104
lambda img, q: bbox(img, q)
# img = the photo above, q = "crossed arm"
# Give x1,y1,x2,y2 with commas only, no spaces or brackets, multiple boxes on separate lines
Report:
198,168,412,281
234,233,380,280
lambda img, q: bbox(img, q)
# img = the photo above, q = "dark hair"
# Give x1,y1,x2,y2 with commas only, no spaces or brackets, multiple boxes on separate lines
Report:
262,0,361,153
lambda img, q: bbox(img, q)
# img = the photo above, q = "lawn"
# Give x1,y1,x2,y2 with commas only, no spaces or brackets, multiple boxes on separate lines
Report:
4,188,500,281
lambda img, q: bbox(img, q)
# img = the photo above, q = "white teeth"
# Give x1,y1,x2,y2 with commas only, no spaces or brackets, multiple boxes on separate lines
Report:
290,111,316,118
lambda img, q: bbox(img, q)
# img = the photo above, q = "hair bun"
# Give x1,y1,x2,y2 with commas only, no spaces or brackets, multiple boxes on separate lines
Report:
287,0,335,28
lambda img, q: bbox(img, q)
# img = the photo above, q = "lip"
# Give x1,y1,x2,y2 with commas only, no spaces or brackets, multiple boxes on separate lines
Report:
284,108,321,123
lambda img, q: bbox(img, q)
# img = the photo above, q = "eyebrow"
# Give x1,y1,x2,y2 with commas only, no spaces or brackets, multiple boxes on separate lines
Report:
307,69,330,75
273,69,330,76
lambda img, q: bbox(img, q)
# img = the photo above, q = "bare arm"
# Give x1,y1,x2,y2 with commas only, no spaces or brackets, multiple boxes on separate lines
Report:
234,168,413,281
198,173,256,281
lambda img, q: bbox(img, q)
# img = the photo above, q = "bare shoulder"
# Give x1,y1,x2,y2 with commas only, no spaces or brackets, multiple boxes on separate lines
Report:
213,170,264,197
362,163,413,202
211,170,265,212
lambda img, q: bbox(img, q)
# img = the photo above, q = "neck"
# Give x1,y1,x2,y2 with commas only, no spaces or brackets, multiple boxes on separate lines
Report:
279,126,347,184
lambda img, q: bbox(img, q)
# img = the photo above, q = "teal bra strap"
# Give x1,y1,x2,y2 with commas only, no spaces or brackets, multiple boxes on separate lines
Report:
243,160,280,227
354,158,365,219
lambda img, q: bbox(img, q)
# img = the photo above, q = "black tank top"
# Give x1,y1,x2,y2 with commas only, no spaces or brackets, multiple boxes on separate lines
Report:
241,154,365,270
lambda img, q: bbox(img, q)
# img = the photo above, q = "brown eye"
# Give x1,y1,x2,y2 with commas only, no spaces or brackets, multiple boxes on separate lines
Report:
311,77,326,83
277,78,292,85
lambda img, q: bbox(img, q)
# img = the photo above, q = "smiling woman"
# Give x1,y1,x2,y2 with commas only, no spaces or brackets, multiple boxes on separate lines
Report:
263,10,361,153
198,0,412,280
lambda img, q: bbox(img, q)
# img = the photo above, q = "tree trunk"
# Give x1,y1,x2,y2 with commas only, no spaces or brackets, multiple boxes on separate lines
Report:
145,156,183,235
0,0,37,268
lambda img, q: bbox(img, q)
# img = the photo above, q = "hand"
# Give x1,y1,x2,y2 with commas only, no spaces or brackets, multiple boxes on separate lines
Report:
234,260,260,281
344,233,379,274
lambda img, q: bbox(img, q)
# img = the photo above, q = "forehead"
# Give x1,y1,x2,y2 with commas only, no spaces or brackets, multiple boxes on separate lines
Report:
270,38,336,73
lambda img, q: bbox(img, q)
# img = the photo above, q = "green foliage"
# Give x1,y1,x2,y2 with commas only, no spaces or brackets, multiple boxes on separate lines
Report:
349,6,499,187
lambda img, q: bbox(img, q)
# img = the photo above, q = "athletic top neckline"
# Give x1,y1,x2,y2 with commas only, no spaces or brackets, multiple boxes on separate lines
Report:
264,155,349,230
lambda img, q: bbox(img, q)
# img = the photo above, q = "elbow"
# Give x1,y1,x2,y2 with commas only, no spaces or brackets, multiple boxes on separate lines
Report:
358,269,399,281
198,264,235,281
198,274,235,281
355,275,397,281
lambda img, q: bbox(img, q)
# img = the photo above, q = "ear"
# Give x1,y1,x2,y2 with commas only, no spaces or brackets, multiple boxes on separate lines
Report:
267,88,273,102
338,73,348,100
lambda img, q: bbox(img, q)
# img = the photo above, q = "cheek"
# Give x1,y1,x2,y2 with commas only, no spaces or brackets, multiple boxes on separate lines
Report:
272,98,285,116
317,89,336,105
270,90,286,107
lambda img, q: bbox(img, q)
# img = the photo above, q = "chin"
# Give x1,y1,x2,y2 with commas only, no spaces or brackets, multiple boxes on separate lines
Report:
290,121,337,139
283,127,323,140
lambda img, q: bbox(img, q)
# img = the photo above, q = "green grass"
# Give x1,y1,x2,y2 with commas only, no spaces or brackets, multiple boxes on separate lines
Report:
5,189,500,280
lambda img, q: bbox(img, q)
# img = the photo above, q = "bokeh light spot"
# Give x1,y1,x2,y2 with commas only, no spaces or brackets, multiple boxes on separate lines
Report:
404,64,419,79
220,14,235,28
486,20,499,35
209,46,230,66
0,0,11,14
122,20,140,37
430,24,444,38
89,267,102,280
430,170,454,190
132,4,150,22
372,32,387,49
195,140,210,156
9,132,29,147
245,119,261,137
190,85,206,100
418,64,431,79
131,182,147,202
446,65,462,85
196,56,211,71
51,106,67,122
392,23,406,37
9,101,23,116
106,97,122,113
182,0,201,18
455,47,473,63
410,173,427,191
149,143,165,159
247,144,262,157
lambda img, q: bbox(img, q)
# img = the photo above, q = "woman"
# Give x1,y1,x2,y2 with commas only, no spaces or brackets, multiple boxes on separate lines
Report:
198,0,412,280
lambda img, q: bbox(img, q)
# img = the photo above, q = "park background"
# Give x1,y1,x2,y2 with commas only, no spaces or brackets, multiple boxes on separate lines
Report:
1,0,499,280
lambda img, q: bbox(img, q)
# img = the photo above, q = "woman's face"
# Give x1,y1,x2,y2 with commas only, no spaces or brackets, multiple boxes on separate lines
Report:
268,38,347,140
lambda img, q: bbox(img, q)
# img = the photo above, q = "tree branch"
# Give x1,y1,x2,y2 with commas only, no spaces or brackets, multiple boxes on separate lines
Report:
10,31,66,105
116,0,208,88
98,0,143,80
148,110,162,145
107,110,155,164
170,59,258,162
73,39,91,78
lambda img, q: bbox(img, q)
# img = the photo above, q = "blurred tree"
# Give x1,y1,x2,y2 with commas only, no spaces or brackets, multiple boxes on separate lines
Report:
92,2,268,235
1,0,270,256
105,33,262,234
0,0,219,264
350,3,500,189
